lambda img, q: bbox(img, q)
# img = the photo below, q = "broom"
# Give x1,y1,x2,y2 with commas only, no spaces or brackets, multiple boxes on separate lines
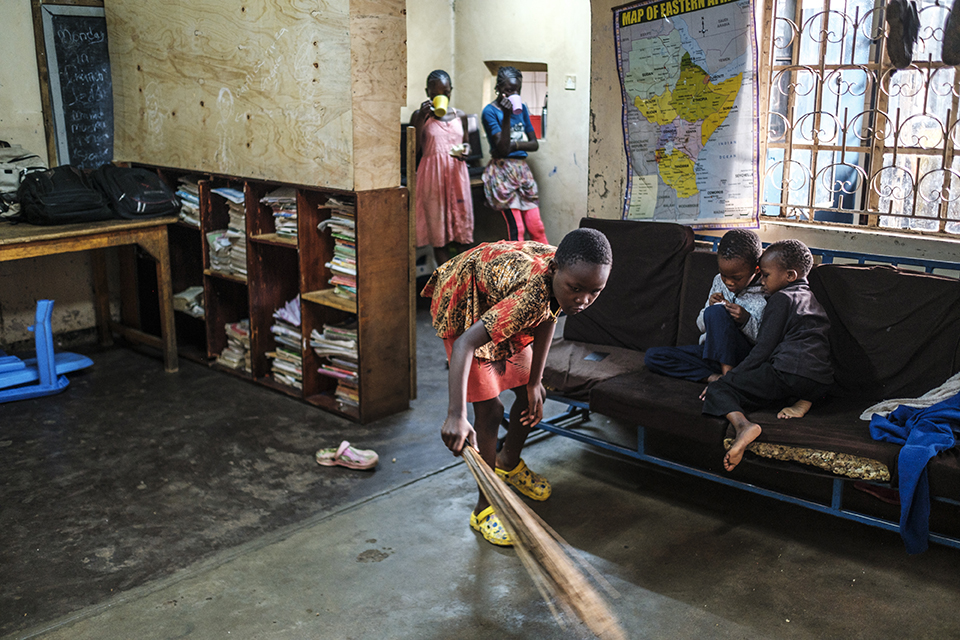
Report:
461,446,626,640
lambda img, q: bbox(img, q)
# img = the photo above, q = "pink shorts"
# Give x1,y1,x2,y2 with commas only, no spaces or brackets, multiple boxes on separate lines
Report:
443,337,532,403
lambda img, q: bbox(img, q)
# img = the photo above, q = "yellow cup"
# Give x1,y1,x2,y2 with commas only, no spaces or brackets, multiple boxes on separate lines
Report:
432,95,449,117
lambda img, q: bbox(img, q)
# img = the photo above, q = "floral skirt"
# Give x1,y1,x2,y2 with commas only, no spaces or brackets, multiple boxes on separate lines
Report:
443,338,532,403
482,158,539,211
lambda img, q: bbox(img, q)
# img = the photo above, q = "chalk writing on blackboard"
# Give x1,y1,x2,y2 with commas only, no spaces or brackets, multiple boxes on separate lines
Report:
41,5,113,169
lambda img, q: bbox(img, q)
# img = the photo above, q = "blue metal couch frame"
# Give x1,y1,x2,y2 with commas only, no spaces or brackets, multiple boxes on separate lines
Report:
531,237,960,551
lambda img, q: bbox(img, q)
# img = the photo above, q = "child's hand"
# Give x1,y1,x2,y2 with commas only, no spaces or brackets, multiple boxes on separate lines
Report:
709,292,726,305
520,382,546,427
441,415,476,455
724,302,750,325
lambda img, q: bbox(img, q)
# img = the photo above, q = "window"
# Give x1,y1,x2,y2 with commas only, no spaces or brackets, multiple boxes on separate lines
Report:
760,0,960,235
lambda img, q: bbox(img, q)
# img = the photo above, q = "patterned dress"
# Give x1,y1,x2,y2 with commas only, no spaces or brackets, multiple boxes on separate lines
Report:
421,241,558,401
415,116,474,247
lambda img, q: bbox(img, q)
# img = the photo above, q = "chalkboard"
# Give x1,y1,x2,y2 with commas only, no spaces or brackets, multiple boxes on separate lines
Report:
40,4,113,169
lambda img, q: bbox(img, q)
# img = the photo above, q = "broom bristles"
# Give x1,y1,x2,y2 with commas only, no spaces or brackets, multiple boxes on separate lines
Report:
462,447,626,640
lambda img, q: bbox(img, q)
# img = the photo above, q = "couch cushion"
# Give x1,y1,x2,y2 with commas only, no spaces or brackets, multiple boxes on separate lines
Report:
736,401,960,497
809,265,960,400
542,338,647,401
676,250,719,347
589,370,727,445
563,219,694,350
738,399,900,470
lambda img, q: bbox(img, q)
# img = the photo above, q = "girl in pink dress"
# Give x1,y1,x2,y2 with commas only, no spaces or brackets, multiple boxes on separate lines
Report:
411,70,474,265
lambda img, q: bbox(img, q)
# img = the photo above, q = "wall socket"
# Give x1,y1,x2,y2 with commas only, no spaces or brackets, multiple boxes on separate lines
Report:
564,74,576,90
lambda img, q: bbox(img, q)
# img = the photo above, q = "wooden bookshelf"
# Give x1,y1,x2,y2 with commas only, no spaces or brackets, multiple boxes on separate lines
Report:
140,165,410,423
302,289,357,314
250,233,297,248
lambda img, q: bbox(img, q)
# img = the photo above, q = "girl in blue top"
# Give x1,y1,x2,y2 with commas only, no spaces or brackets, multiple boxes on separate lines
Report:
481,66,548,244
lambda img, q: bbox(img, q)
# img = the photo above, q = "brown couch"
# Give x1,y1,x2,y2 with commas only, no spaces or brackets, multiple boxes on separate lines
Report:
541,218,960,550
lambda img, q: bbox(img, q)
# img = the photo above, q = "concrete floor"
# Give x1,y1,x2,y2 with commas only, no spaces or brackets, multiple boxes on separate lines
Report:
4,309,960,639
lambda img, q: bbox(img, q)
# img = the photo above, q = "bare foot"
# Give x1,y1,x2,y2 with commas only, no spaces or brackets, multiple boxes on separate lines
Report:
705,373,722,383
778,399,812,419
724,412,762,472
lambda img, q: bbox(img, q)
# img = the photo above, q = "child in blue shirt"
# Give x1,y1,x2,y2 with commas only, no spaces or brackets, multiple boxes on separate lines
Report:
645,229,766,382
481,66,547,244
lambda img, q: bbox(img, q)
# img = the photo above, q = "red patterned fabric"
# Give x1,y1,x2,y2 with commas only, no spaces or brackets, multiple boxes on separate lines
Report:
421,241,556,362
443,338,533,402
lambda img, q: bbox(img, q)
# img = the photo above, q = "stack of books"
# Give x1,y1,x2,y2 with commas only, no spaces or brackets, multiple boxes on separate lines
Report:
172,286,205,318
266,295,302,390
206,230,233,273
226,202,247,278
317,197,357,302
261,187,298,240
310,318,359,415
176,177,200,228
217,319,251,373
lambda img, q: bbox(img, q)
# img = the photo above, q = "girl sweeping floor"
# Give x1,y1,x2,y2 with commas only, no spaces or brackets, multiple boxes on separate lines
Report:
421,229,612,546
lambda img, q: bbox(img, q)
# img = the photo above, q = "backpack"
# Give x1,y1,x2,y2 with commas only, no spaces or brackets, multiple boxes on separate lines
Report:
17,165,113,225
91,164,181,219
0,141,47,200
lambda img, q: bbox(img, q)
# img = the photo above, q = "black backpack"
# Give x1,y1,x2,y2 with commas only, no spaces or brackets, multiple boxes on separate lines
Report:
91,164,181,219
17,165,113,225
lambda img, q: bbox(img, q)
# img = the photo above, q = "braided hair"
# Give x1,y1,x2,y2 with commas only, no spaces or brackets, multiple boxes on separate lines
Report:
427,69,451,89
496,66,522,94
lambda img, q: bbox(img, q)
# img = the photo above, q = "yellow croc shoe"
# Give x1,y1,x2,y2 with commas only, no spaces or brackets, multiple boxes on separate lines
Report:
495,459,552,501
470,506,513,547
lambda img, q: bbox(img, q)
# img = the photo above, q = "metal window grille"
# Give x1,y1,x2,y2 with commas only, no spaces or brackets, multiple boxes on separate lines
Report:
759,0,960,234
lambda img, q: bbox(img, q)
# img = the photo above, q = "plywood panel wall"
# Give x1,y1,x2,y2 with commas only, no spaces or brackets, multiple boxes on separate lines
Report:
106,0,405,190
349,0,405,191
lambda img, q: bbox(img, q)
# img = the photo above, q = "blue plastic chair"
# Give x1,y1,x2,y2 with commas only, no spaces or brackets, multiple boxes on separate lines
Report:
0,300,93,403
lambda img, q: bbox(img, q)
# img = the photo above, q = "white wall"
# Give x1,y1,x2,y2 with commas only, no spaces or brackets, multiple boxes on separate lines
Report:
586,0,960,263
403,0,455,124
0,0,100,348
454,0,592,244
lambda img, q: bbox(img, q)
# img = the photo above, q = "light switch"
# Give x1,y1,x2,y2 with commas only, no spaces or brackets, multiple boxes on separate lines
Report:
564,74,576,90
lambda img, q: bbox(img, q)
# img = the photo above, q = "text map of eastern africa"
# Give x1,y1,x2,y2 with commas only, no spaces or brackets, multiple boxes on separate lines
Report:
614,0,758,228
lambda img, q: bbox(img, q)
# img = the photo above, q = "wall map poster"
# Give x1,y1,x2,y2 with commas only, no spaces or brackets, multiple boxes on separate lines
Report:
614,0,759,228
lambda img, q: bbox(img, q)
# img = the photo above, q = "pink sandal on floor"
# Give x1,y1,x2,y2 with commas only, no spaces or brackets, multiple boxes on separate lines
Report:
315,440,379,470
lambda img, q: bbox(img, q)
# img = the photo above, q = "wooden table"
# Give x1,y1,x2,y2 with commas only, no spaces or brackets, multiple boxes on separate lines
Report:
0,217,179,372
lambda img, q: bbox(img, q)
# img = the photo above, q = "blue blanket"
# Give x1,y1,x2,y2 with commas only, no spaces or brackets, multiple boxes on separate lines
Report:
869,392,960,553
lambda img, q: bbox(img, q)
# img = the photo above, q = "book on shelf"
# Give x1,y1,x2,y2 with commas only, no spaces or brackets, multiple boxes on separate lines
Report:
316,199,358,303
261,187,298,239
207,230,233,274
205,201,247,279
266,295,302,390
226,202,248,276
173,286,205,318
310,317,360,413
325,195,356,217
335,379,359,415
176,177,201,227
211,187,245,204
218,319,251,373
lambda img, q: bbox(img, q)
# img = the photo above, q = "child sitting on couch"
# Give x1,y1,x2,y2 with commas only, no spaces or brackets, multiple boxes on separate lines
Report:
645,228,766,382
701,239,834,471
